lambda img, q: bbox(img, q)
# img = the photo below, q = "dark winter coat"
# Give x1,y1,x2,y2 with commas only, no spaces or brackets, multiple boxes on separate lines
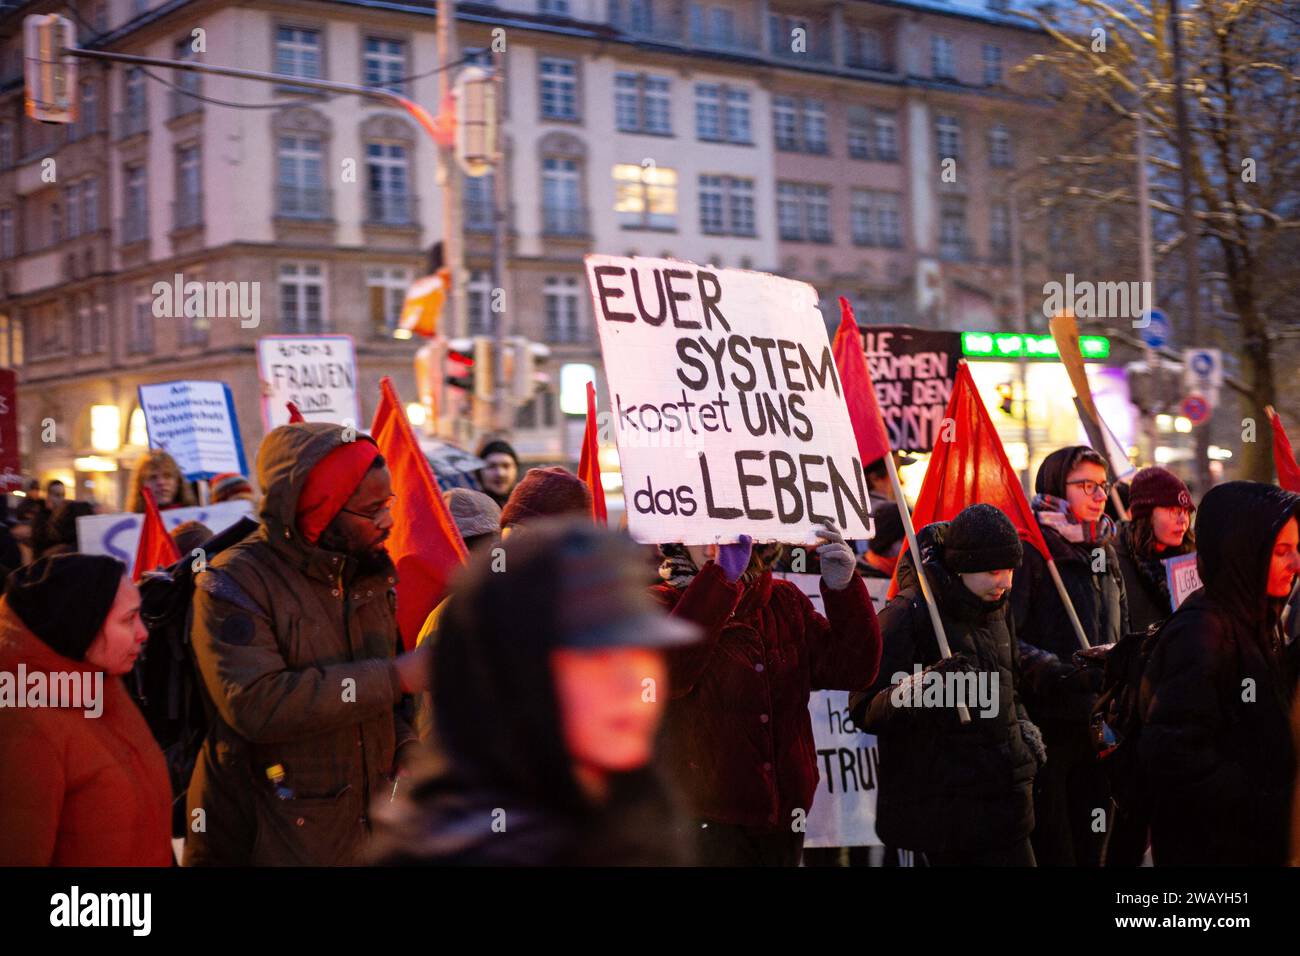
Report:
848,522,1037,855
1139,481,1299,865
0,602,173,866
1011,522,1128,723
184,423,416,866
653,563,881,830
1114,523,1189,635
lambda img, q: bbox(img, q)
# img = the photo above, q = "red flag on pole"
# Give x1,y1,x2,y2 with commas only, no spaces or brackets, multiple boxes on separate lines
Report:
577,381,608,525
831,297,892,467
133,486,180,583
286,401,306,423
370,377,468,650
1268,407,1300,493
890,361,1051,597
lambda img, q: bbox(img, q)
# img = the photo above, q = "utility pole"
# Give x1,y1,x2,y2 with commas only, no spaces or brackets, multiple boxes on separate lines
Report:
1008,181,1034,495
1135,109,1160,466
490,47,509,433
1169,0,1211,492
436,0,468,425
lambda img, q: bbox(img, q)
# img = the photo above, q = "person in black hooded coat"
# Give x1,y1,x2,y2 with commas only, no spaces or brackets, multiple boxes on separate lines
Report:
1139,481,1300,866
369,519,699,866
849,505,1044,865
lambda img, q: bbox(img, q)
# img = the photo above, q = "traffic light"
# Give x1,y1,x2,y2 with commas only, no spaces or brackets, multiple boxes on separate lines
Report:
996,382,1015,418
446,345,474,393
23,14,77,124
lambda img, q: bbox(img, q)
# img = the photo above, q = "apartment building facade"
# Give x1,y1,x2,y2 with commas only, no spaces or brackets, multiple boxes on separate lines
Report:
0,0,1057,506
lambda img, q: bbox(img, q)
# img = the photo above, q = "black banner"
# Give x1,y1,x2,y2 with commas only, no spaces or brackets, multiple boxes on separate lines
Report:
860,326,962,453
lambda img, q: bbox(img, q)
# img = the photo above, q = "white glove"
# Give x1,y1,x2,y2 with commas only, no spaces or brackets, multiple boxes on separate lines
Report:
815,519,856,591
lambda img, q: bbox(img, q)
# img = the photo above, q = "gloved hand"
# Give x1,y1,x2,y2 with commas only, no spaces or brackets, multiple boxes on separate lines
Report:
1060,663,1105,694
815,519,856,591
716,534,753,584
1072,644,1113,670
928,652,976,676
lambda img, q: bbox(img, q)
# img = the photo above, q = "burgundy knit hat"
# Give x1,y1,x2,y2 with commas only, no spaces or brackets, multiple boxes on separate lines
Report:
499,467,592,527
1129,466,1195,520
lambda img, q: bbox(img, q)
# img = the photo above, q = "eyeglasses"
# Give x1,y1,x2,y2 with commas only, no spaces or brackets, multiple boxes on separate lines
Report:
1065,479,1111,498
339,495,396,524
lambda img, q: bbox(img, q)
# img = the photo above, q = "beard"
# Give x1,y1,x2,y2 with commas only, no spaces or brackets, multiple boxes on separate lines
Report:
318,522,393,578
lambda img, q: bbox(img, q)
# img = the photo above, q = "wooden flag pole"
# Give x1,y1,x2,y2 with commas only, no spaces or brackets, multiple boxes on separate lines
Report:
1046,558,1092,650
885,453,971,725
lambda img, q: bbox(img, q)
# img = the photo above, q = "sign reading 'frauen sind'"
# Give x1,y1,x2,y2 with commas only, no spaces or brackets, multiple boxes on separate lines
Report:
585,255,872,545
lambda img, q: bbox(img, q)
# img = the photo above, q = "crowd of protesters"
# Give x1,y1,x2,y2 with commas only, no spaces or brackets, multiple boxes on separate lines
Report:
2,418,1300,869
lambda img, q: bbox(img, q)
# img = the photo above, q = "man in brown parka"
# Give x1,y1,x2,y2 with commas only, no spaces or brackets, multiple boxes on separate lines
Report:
183,422,430,866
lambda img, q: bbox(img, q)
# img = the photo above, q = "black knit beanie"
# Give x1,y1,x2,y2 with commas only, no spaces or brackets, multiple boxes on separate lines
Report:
944,503,1024,573
5,554,126,661
477,439,519,467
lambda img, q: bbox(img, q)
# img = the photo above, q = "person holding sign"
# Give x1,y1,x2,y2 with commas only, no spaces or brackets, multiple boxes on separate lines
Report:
1011,445,1130,867
651,519,881,867
1140,481,1300,865
1113,467,1196,633
127,450,196,513
849,505,1045,865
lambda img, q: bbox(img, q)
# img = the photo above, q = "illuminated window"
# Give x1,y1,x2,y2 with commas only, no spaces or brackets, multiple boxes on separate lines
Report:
614,163,677,230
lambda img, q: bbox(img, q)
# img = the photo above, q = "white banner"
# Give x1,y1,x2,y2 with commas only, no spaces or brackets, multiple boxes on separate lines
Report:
138,380,247,480
257,335,360,429
777,573,890,848
76,500,255,577
586,255,871,545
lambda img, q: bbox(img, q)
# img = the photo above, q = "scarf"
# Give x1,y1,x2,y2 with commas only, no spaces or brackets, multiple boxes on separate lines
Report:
1123,522,1179,609
658,545,700,589
1032,493,1117,547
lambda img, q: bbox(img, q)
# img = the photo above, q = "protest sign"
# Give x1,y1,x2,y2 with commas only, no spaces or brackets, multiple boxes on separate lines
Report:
138,380,248,481
861,326,961,453
257,335,360,430
1164,552,1203,610
0,369,21,491
778,573,889,848
76,499,255,578
585,255,871,544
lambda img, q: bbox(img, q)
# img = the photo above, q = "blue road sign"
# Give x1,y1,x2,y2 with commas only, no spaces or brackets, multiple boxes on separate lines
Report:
1138,309,1169,348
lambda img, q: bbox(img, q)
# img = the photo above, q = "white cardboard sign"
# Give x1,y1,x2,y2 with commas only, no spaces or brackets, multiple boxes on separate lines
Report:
585,255,871,545
76,499,255,577
257,335,360,429
137,380,247,480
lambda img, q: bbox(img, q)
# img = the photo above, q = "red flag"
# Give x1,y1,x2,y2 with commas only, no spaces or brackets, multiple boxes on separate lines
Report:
831,297,892,467
133,486,180,583
890,361,1050,597
1269,407,1300,493
370,377,468,650
577,381,608,525
286,401,306,423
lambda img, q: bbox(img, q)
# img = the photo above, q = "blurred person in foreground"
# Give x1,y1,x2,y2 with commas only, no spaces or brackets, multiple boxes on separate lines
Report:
0,555,171,865
371,519,699,866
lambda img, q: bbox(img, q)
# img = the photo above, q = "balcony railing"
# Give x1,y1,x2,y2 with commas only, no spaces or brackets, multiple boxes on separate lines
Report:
276,184,333,220
543,205,588,238
366,190,418,226
119,209,149,245
768,25,833,63
845,51,895,72
115,108,149,140
172,193,203,231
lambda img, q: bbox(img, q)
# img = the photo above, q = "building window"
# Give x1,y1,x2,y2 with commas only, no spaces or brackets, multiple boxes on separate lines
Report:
0,208,14,258
75,297,93,354
175,144,201,228
366,266,412,335
688,4,738,47
614,163,677,230
124,164,148,243
695,84,722,140
725,88,751,143
539,58,579,120
695,84,750,143
935,115,962,162
363,37,406,94
0,122,13,168
542,156,584,235
983,44,1004,85
544,276,582,343
125,67,146,117
466,269,493,335
65,183,81,239
774,97,828,154
699,175,755,237
847,26,887,70
172,36,201,115
275,26,322,80
464,172,495,232
49,203,62,246
83,178,98,232
847,108,871,160
540,0,571,13
990,201,1011,260
365,142,411,224
75,79,98,136
615,73,671,134
277,135,326,218
769,14,816,58
851,189,902,247
931,35,956,80
939,199,969,260
0,314,22,367
280,262,325,333
130,287,155,353
777,182,832,243
988,124,1013,168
